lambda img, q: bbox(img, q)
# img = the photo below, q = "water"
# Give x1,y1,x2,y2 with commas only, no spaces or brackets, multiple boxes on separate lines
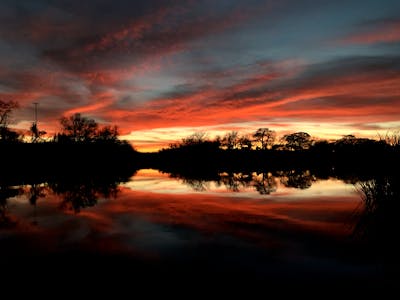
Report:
0,169,395,291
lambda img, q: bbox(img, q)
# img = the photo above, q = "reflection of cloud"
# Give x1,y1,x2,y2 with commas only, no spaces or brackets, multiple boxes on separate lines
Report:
3,176,361,264
100,187,360,247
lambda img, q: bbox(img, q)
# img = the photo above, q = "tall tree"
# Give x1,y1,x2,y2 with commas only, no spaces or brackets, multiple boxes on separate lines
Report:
0,100,18,128
0,100,19,142
253,128,276,150
30,122,47,143
59,113,98,142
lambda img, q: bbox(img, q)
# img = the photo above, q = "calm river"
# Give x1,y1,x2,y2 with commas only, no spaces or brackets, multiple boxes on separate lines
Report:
0,169,395,293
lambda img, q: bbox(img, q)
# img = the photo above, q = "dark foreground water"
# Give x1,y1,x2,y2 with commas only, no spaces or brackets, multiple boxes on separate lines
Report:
0,169,398,294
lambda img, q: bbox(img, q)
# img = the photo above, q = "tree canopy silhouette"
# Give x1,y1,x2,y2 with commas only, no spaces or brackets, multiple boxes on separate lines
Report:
56,113,120,144
30,122,46,143
282,132,312,150
59,113,98,142
181,132,208,146
0,100,18,128
221,131,239,150
253,128,276,150
0,100,19,142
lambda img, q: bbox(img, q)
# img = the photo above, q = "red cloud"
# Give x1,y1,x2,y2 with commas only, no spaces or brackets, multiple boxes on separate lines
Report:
15,185,360,258
97,60,400,138
9,55,400,150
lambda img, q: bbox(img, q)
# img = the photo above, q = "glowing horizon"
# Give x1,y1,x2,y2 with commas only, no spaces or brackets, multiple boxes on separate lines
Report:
2,0,400,151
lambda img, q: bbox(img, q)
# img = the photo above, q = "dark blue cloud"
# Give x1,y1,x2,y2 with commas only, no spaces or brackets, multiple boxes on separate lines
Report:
1,0,400,146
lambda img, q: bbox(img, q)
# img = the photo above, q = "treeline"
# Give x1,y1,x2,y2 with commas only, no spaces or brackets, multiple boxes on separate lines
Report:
1,99,129,145
143,129,400,177
165,129,400,152
1,100,138,182
2,99,400,178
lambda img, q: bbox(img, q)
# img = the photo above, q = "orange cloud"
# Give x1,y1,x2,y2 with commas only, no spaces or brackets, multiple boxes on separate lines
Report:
9,182,361,259
64,92,116,116
101,61,400,130
86,56,399,150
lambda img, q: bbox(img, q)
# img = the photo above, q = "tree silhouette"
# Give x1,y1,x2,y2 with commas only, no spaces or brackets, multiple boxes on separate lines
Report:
282,132,312,150
56,113,124,145
96,125,119,143
238,135,252,150
30,122,47,143
59,113,98,142
378,131,400,147
0,127,20,142
181,132,207,146
221,131,239,150
0,100,18,128
253,128,276,150
0,100,19,142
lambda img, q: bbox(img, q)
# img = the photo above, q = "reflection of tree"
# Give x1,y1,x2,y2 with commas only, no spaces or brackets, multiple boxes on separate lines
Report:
220,172,252,192
0,185,21,227
28,183,47,206
354,176,400,241
354,176,400,279
279,170,316,189
252,172,277,195
50,179,120,213
178,170,318,194
182,179,209,192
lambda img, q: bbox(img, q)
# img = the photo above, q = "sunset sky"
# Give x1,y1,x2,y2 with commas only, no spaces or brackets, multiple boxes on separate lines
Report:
1,0,400,151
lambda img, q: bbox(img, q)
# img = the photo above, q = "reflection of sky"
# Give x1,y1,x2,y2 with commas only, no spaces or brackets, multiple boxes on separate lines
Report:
1,171,363,268
122,169,358,200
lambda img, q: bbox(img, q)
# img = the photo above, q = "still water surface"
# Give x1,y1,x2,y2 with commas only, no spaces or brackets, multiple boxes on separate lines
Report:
0,169,390,289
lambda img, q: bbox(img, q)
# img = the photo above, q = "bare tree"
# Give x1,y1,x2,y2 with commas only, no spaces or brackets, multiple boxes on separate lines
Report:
221,131,239,150
0,100,18,128
253,128,276,150
378,131,400,147
30,123,47,143
96,125,119,142
59,113,98,142
238,135,252,150
182,132,207,146
0,100,19,141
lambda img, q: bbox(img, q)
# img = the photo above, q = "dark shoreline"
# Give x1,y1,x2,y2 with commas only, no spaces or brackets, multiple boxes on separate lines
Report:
1,141,399,185
1,143,399,295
